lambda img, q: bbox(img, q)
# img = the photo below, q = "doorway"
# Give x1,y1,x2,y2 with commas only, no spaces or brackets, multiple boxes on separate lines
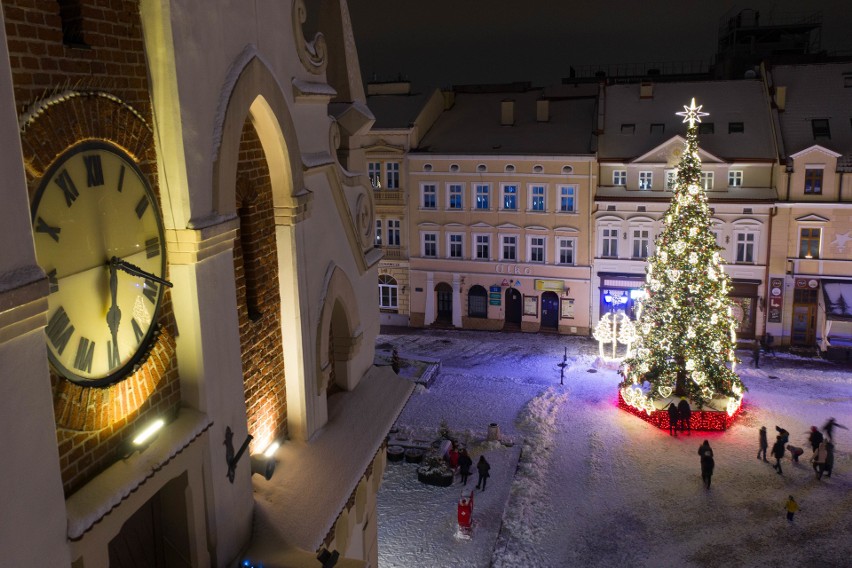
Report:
436,282,453,324
541,291,559,330
791,287,818,346
505,288,522,328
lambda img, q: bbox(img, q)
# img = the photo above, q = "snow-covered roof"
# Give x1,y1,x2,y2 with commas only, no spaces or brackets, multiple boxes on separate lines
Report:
367,91,433,129
248,365,413,553
599,80,776,162
414,88,596,156
770,62,852,164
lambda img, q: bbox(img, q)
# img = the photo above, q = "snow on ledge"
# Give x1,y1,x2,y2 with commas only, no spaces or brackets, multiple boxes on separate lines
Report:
66,409,213,540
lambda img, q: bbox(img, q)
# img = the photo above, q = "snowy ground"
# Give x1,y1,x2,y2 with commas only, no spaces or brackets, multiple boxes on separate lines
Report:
375,328,852,568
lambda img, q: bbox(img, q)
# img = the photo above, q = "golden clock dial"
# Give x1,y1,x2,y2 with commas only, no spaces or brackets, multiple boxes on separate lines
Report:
31,142,167,386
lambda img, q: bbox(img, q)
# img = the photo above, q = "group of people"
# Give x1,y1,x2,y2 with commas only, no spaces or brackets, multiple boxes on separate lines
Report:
446,443,491,490
666,398,693,436
760,418,844,479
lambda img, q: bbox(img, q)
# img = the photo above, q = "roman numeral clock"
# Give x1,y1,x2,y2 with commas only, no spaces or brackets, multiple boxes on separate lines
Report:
31,141,171,387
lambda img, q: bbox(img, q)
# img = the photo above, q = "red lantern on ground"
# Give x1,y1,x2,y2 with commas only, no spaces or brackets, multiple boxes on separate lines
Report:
457,490,474,536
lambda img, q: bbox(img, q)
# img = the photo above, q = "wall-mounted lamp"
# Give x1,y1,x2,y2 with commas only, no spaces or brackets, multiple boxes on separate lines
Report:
122,417,165,458
786,259,794,275
225,426,253,484
250,440,280,481
317,548,340,568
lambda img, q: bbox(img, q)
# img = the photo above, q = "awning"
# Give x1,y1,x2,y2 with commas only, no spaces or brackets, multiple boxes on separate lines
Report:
822,280,852,322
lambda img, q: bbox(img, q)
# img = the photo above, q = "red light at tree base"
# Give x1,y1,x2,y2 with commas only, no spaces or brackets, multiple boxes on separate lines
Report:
617,391,743,431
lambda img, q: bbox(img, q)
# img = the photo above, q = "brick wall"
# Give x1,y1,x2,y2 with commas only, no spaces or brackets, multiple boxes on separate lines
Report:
234,117,288,452
6,0,180,495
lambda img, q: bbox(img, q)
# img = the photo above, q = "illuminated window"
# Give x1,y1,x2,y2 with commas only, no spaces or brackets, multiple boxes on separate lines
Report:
735,231,756,263
475,184,490,210
559,185,576,212
378,274,398,310
804,168,823,194
502,185,518,210
375,220,382,245
701,172,714,190
639,171,653,190
799,228,821,259
728,171,743,187
367,162,381,188
632,229,650,259
528,236,545,263
665,170,676,189
530,185,546,211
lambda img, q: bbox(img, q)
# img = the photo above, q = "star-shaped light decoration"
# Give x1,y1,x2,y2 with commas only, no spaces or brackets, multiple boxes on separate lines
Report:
676,97,709,127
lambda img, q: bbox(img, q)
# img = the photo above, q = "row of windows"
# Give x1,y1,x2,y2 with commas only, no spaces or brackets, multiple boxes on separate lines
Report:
420,232,577,265
612,170,727,190
420,183,577,212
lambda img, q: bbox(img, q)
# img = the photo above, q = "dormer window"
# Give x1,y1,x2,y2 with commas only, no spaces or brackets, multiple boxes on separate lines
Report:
812,119,831,139
621,123,636,134
698,123,714,135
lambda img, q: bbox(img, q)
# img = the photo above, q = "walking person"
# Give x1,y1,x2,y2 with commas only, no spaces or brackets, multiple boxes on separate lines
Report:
458,448,473,485
822,417,848,443
678,398,692,435
785,495,799,523
475,455,491,491
667,402,679,437
807,426,824,454
757,426,768,461
776,426,790,446
771,435,785,475
812,441,828,480
698,440,714,489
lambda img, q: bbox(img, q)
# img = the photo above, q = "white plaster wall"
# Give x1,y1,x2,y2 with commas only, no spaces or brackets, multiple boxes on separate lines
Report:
0,11,71,565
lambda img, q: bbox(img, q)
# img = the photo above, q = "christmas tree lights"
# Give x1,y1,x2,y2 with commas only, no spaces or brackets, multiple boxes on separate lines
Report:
619,99,746,419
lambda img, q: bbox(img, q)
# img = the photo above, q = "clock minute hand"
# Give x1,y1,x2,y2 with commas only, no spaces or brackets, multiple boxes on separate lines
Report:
111,257,174,288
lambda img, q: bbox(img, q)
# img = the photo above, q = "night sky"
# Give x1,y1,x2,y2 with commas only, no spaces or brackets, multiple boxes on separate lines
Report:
348,0,852,89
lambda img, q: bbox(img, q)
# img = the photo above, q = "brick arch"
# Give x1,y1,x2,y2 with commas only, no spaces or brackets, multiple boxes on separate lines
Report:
19,92,181,493
316,264,362,396
212,51,304,219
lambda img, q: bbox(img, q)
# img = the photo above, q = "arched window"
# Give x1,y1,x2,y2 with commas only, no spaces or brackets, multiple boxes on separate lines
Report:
379,274,398,311
468,285,488,318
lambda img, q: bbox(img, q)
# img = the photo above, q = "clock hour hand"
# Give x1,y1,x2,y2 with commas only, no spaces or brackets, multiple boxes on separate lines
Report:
106,259,121,339
110,256,173,288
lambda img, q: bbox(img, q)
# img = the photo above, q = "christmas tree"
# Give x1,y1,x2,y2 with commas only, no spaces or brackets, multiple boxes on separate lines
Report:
620,99,746,414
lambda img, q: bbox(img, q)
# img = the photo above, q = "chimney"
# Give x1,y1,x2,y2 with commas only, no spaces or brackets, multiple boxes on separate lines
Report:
536,98,549,122
640,82,654,99
501,99,515,126
774,86,786,111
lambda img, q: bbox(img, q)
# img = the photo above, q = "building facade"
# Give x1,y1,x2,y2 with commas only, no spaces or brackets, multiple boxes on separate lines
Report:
595,80,778,342
0,1,410,567
406,85,598,335
764,62,852,351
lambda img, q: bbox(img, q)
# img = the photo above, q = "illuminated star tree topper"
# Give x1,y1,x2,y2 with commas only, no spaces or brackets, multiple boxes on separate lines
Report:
619,99,746,413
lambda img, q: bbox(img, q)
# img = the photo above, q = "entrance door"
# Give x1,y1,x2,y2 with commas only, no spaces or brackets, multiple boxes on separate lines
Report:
505,288,522,327
436,282,453,323
791,304,816,345
541,291,559,330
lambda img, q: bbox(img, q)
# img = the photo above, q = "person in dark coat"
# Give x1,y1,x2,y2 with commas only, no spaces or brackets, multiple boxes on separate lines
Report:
757,426,768,461
807,426,824,454
475,455,491,491
698,440,714,489
771,435,786,474
667,402,679,437
775,426,789,446
822,417,848,442
458,449,473,485
677,398,692,435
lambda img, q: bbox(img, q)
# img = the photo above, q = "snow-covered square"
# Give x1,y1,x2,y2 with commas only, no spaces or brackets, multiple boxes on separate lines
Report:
376,329,852,568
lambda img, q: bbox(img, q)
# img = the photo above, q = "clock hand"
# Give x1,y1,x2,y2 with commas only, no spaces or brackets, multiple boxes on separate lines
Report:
110,257,173,288
106,259,121,344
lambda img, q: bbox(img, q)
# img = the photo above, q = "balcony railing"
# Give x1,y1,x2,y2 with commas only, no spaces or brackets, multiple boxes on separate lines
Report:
374,189,405,206
381,246,408,260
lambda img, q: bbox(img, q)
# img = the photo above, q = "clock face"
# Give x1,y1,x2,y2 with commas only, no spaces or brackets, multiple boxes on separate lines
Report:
31,142,167,386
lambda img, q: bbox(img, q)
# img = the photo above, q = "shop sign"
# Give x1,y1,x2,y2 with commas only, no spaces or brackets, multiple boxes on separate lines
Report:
535,279,564,292
768,277,783,323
